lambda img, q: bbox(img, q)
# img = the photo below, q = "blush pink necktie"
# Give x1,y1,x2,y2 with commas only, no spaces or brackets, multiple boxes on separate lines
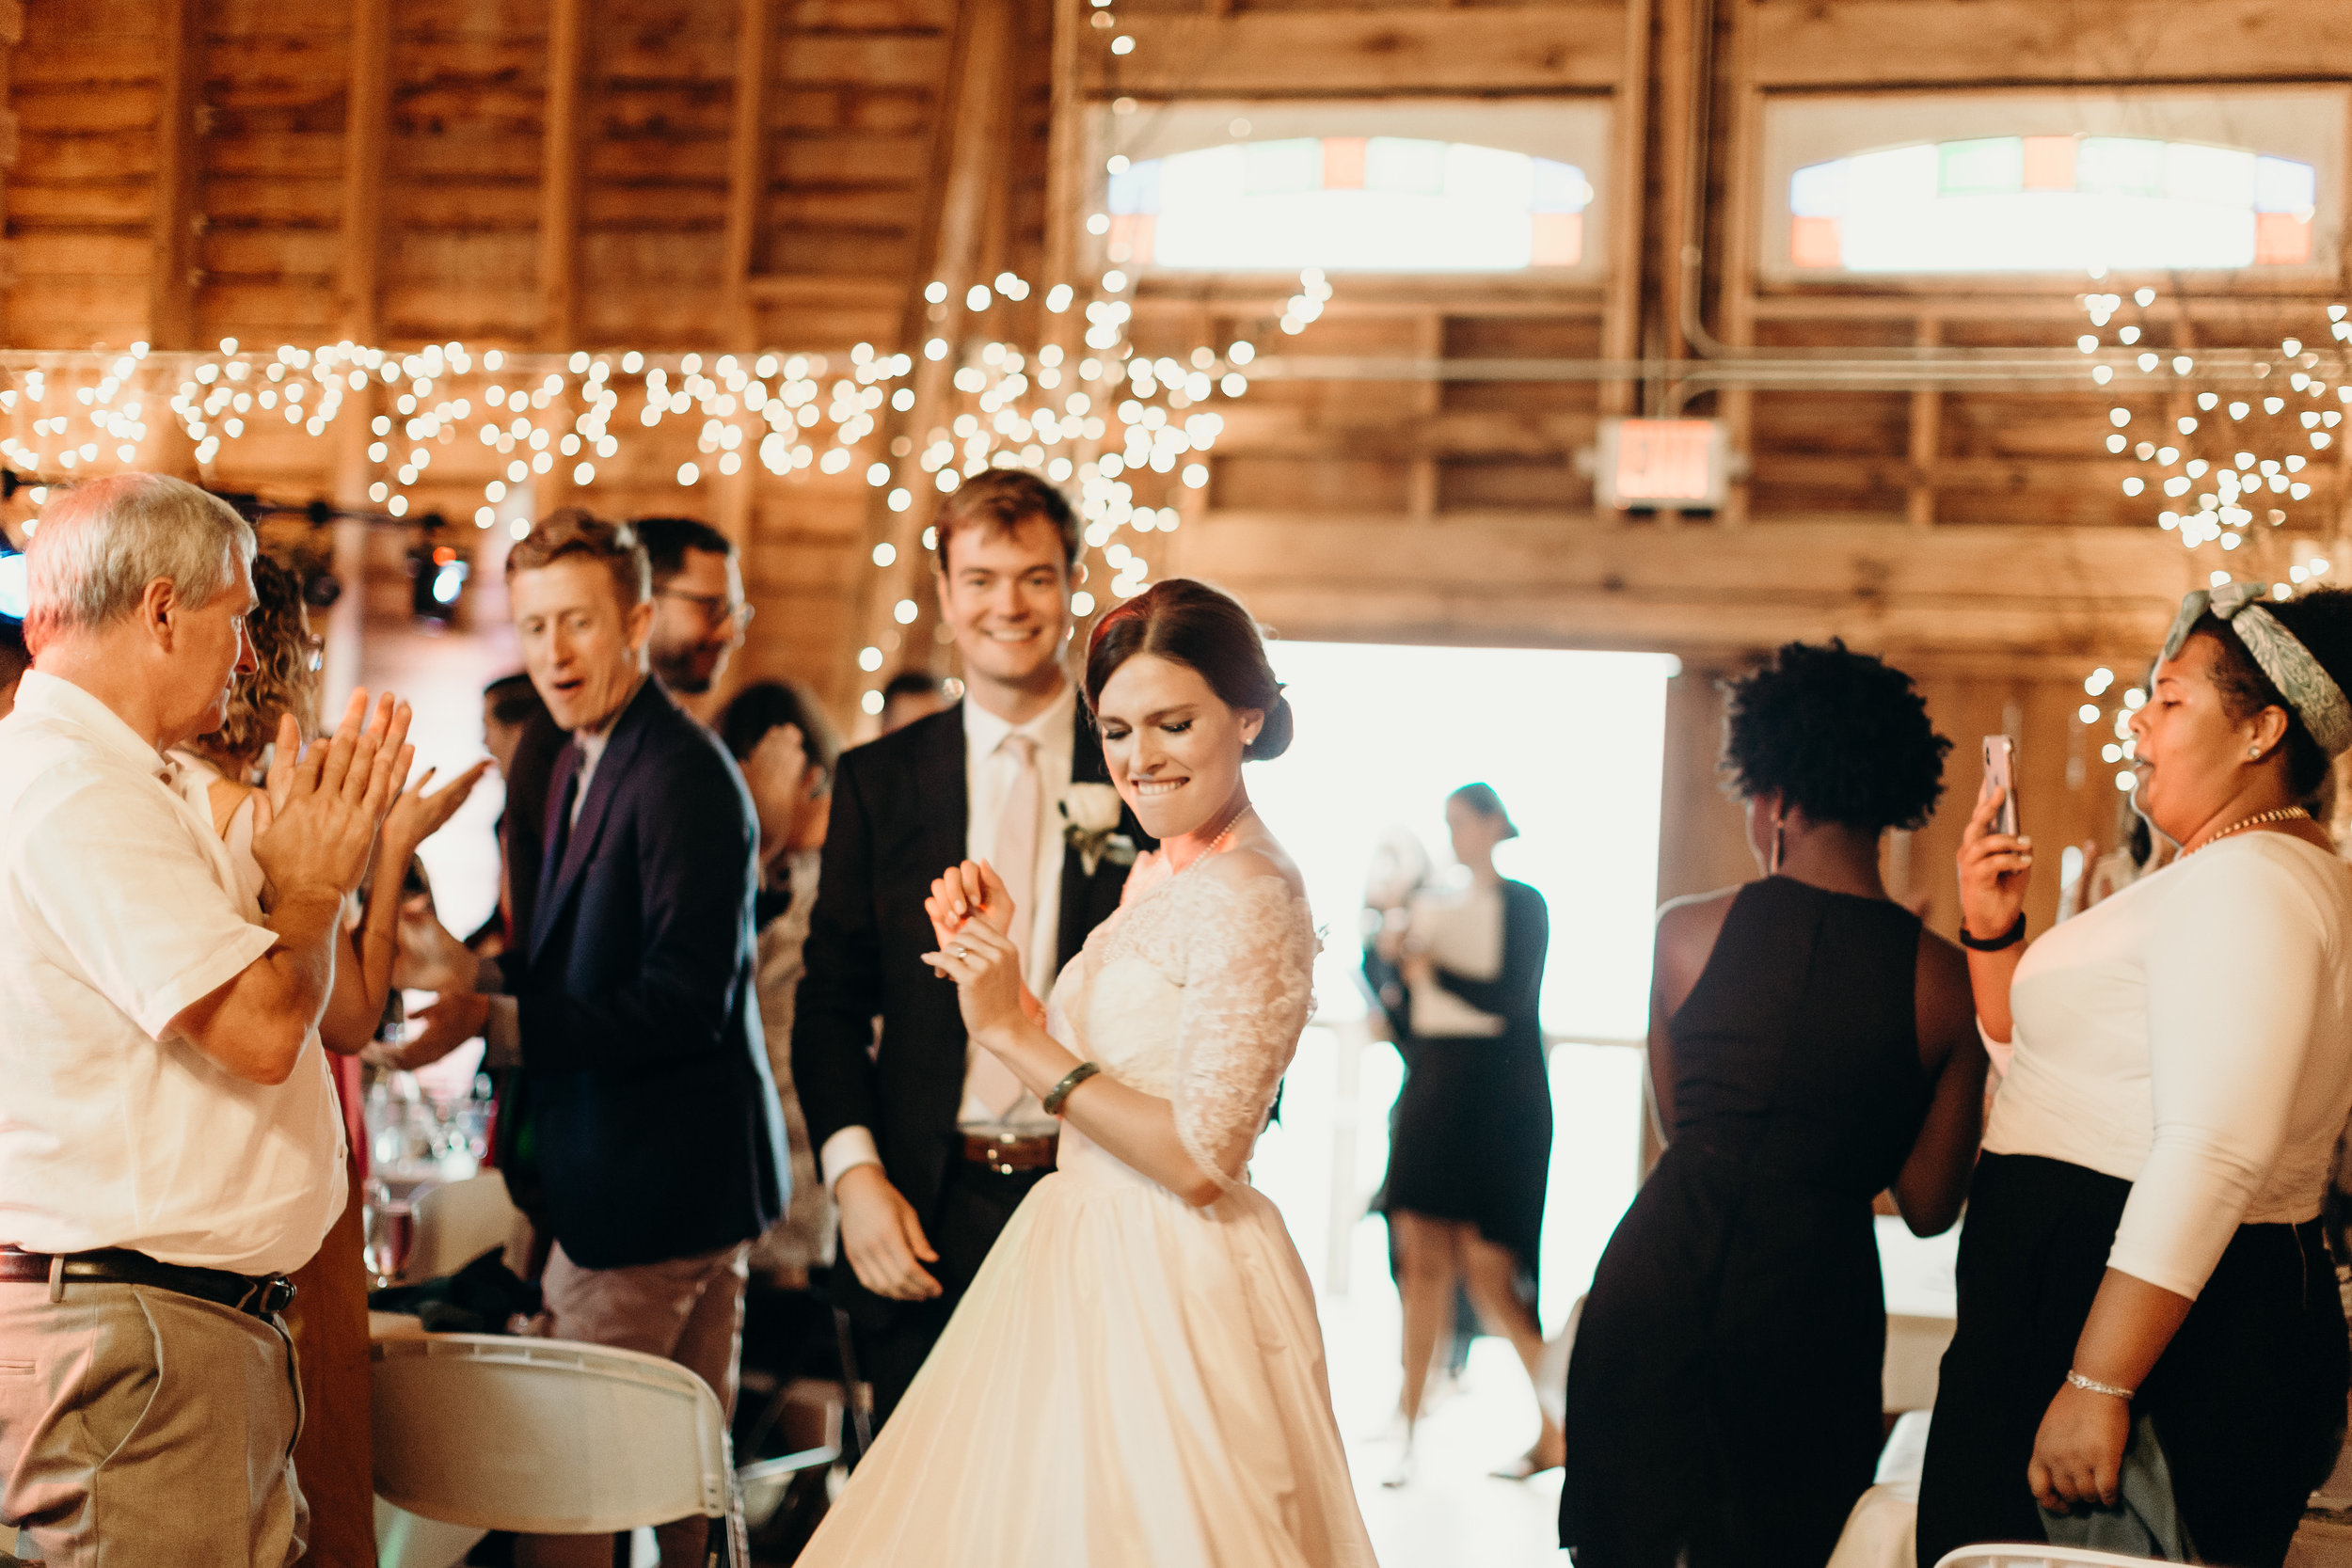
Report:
968,733,1039,1120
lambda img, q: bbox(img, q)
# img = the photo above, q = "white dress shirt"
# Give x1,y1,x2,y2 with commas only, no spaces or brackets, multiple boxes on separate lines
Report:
818,682,1078,1189
1986,832,2352,1299
0,672,348,1276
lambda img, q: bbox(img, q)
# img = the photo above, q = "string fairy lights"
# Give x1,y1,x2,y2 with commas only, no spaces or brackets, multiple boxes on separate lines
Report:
0,254,1329,610
2070,283,2347,789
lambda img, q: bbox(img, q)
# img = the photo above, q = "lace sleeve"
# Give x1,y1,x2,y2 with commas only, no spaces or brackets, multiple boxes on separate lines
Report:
1172,866,1317,1188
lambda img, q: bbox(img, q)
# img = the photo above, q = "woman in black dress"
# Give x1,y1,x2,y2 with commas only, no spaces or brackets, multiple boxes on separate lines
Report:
1560,641,1987,1568
1374,784,1556,1481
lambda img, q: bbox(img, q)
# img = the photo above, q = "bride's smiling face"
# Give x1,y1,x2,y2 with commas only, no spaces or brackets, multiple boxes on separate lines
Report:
1094,652,1262,841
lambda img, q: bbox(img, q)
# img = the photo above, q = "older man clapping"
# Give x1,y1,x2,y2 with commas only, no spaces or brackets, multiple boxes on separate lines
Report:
0,474,410,1568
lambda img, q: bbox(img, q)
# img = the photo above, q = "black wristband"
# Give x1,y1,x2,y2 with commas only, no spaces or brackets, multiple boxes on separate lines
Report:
1959,912,2026,952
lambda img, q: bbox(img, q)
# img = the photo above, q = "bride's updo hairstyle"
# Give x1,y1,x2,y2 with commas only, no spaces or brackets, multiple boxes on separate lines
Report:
1083,578,1294,761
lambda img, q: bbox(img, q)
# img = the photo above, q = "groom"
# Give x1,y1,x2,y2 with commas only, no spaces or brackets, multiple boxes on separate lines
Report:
793,470,1150,1428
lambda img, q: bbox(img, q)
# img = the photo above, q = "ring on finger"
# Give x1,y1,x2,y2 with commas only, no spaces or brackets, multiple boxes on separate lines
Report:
952,943,971,958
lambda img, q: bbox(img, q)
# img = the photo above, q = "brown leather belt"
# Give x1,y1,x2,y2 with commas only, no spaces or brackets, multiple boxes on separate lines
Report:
960,1129,1059,1175
0,1246,296,1319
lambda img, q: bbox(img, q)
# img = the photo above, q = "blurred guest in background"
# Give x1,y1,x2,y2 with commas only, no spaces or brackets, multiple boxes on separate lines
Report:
0,613,24,719
721,678,843,1286
392,510,785,1568
1563,641,1985,1568
1372,784,1556,1484
469,671,561,958
637,515,749,697
878,668,950,734
1920,585,2352,1567
481,670,550,781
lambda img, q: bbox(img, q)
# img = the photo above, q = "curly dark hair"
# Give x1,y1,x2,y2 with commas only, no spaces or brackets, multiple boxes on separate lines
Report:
2191,584,2352,800
1719,640,1950,832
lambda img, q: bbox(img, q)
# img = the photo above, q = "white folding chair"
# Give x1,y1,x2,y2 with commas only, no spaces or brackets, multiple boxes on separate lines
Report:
373,1333,744,1568
403,1171,523,1283
1931,1546,2170,1568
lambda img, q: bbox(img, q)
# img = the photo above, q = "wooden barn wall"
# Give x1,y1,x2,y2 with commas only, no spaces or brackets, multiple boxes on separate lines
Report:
10,0,2352,926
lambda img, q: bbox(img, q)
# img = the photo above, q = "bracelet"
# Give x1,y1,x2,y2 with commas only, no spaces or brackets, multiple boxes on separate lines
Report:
1041,1061,1101,1117
2066,1370,2136,1401
1959,912,2026,952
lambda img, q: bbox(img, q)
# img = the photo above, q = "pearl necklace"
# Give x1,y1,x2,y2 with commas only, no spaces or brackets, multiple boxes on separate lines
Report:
2180,804,2313,860
1169,801,1248,876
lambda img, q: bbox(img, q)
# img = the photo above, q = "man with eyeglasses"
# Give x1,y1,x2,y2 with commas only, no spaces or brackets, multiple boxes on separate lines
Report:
635,516,753,697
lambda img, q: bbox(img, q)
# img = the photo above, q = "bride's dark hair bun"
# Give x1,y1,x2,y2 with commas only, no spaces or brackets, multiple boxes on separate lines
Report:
1084,578,1295,762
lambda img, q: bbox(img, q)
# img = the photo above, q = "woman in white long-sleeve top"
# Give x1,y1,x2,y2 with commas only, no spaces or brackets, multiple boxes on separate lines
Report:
1918,582,2352,1567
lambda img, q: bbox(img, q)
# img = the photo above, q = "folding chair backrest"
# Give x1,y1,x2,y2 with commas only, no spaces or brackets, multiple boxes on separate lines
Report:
405,1172,522,1283
1931,1546,2170,1568
373,1333,729,1536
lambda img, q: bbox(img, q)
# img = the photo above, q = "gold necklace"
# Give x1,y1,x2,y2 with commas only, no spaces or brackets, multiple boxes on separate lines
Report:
2180,804,2313,859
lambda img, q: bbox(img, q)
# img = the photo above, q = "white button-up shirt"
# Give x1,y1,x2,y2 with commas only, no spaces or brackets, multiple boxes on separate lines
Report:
818,681,1078,1188
0,671,347,1275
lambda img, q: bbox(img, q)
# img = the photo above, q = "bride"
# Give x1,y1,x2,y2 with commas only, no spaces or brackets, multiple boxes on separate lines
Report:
793,578,1377,1566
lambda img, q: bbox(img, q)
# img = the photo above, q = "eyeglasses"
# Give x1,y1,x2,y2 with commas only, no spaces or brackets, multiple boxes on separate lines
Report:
655,588,755,630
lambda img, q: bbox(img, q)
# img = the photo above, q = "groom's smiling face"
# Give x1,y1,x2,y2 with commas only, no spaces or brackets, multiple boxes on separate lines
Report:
935,514,1072,692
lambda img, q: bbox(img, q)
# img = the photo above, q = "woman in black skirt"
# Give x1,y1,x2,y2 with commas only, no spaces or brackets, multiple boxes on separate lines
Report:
1560,642,1988,1568
1374,784,1555,1481
1918,585,2352,1566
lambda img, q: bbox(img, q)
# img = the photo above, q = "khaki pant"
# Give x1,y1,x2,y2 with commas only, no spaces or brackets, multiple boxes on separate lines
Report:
0,1280,306,1568
516,1241,748,1568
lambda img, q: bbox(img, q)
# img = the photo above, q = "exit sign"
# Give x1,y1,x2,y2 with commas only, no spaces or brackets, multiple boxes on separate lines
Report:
1596,418,1730,510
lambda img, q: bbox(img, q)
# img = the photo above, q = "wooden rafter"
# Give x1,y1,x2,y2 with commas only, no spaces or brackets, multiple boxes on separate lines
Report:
147,0,202,351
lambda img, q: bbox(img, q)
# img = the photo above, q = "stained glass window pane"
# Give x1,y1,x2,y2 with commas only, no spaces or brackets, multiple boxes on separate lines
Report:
1117,139,1593,273
1788,135,2318,273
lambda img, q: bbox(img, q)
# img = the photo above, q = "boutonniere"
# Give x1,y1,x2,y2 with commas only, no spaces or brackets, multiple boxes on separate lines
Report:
1060,784,1137,877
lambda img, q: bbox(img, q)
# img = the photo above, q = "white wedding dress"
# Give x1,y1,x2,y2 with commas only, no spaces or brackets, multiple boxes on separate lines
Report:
795,849,1379,1567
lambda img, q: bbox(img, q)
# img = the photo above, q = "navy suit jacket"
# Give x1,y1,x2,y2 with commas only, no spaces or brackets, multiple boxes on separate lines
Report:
501,677,787,1270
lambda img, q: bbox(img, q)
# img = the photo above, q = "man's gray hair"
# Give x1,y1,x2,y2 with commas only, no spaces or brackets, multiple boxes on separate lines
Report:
23,474,255,653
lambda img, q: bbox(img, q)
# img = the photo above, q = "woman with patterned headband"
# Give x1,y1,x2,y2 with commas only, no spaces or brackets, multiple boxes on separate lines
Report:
1918,584,2352,1566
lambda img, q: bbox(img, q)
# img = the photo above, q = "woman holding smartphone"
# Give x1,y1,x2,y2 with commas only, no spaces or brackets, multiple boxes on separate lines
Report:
1917,583,2352,1565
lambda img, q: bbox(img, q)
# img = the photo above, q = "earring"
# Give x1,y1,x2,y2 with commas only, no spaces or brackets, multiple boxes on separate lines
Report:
1770,815,1786,877
2249,745,2264,759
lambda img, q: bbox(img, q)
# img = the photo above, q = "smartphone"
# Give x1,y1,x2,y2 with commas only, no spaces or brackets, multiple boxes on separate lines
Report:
1982,736,2020,837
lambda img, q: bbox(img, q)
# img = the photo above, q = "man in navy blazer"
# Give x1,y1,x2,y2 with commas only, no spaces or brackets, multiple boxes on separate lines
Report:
395,510,784,1567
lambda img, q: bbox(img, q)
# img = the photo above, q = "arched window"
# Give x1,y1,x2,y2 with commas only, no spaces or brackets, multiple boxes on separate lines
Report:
1107,137,1593,274
1788,135,2317,273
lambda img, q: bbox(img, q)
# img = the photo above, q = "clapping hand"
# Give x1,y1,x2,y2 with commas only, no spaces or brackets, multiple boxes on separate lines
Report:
381,759,491,870
1957,778,2033,942
364,990,490,1071
743,722,810,857
252,689,412,903
395,893,480,996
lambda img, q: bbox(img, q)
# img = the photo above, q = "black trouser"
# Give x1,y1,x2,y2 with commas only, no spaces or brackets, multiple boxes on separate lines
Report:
1918,1152,2349,1568
857,1160,1052,1433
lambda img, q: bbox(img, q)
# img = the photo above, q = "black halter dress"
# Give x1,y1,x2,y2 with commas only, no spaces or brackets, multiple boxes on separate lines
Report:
1559,877,1933,1568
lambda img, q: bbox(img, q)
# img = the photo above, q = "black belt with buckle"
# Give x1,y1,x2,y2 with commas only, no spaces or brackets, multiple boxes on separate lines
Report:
961,1129,1059,1175
0,1245,297,1319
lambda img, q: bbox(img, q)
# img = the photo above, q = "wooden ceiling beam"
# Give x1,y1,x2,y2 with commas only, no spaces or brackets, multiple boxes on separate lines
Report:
1748,0,2352,88
1078,6,1629,99
535,0,587,354
146,0,203,351
1175,511,2214,657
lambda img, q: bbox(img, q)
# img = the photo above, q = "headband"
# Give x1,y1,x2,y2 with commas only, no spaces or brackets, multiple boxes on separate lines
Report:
2161,581,2352,758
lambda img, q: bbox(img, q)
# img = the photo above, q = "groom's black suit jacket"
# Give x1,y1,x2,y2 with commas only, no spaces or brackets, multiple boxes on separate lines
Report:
792,699,1150,1246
